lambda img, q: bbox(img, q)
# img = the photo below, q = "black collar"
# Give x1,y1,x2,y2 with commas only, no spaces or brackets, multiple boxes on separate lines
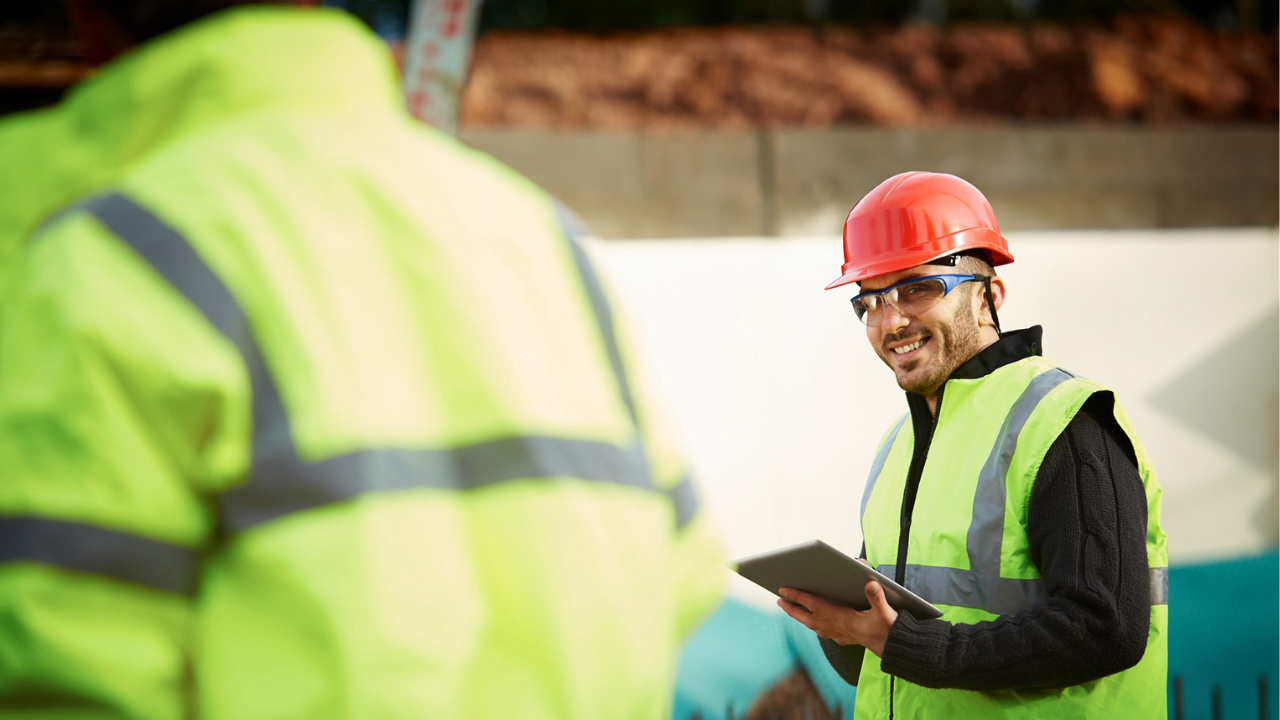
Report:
948,326,1044,381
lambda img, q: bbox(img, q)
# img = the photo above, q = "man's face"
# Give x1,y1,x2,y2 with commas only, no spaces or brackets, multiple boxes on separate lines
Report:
860,264,986,398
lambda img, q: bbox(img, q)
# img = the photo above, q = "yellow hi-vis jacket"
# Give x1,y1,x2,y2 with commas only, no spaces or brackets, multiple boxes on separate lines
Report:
0,7,725,719
857,355,1168,719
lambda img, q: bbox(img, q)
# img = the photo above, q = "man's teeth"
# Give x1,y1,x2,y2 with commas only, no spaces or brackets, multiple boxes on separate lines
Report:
892,339,924,355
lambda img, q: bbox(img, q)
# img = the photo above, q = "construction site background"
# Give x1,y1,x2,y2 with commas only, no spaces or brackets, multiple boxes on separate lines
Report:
3,1,1278,126
461,15,1277,128
0,2,1275,717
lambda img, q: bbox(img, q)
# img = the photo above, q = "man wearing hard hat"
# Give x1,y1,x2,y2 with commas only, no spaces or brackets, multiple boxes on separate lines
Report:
778,172,1168,718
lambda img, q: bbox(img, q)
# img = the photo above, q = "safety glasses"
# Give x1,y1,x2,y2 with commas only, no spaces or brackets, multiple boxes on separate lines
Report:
850,274,988,326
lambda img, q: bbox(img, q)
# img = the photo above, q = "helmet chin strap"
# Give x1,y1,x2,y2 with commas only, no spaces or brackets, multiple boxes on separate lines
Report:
937,252,1002,337
982,276,1002,337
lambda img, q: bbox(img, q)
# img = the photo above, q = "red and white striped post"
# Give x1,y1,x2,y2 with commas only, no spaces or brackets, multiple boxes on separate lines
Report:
402,0,482,134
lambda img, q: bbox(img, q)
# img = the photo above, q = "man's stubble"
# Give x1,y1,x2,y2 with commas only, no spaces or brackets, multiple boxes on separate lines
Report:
887,290,985,398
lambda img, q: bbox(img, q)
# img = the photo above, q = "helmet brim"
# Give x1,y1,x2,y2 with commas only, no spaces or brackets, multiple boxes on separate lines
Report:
825,232,1014,291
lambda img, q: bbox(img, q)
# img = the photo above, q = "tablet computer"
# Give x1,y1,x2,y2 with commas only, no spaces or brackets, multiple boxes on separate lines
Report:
732,539,943,620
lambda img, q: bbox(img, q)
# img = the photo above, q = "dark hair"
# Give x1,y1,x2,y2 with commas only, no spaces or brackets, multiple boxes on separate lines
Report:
955,252,996,278
927,250,997,278
92,0,281,43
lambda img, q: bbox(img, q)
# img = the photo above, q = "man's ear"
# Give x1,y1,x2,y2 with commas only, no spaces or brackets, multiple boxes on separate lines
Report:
988,276,1006,313
978,276,1007,328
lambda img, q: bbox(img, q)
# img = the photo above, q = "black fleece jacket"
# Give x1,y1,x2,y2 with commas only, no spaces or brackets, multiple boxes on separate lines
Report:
821,326,1152,691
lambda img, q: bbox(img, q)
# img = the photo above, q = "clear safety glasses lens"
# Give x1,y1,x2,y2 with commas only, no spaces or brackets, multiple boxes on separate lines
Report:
850,277,953,326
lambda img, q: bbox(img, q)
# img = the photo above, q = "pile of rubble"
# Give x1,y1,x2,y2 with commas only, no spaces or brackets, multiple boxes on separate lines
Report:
0,24,90,89
739,669,842,720
460,14,1278,128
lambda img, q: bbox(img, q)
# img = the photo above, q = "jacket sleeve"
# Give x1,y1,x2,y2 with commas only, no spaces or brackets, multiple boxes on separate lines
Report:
632,371,726,642
819,638,866,686
878,393,1151,691
600,256,727,639
567,221,726,639
0,212,248,718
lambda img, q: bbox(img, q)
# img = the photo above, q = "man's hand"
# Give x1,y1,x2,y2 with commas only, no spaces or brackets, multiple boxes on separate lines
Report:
777,581,899,657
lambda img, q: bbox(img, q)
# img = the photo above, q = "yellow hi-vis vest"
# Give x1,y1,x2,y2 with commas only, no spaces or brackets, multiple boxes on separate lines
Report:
856,355,1169,719
0,7,725,719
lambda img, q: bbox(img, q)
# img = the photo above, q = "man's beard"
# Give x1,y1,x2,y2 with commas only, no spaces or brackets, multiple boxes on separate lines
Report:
894,299,985,397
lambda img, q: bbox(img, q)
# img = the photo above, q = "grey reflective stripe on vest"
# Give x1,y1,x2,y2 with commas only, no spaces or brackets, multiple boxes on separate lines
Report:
875,563,1048,617
0,516,197,595
1149,566,1169,605
876,563,1170,614
906,366,1163,617
967,368,1072,583
861,414,909,522
72,193,695,534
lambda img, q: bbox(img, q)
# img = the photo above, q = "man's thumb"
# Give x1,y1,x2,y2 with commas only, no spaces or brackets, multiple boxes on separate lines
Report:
867,581,890,613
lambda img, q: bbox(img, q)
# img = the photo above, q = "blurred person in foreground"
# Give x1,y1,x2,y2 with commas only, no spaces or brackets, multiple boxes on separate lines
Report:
778,172,1168,718
0,1,725,717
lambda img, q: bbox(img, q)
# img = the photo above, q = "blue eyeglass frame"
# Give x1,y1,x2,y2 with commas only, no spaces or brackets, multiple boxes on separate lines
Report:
849,273,987,319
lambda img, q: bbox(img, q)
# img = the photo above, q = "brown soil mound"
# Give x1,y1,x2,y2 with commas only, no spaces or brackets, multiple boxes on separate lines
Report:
460,15,1278,128
0,24,91,88
740,667,842,720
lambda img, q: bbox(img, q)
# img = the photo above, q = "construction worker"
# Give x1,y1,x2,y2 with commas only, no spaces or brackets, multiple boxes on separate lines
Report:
0,1,724,718
777,172,1168,718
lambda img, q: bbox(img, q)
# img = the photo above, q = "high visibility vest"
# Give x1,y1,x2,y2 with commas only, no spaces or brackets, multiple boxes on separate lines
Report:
856,355,1169,719
0,7,724,719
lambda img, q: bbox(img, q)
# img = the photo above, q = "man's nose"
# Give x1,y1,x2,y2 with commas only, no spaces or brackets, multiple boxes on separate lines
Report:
879,302,910,332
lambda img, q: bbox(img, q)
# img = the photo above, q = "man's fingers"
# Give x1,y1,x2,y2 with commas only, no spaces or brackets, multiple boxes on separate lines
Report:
779,588,824,613
777,588,808,613
778,595,812,617
778,598,819,628
778,596,807,614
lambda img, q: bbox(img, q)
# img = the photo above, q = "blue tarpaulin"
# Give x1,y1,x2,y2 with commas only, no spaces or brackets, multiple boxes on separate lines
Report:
674,597,857,719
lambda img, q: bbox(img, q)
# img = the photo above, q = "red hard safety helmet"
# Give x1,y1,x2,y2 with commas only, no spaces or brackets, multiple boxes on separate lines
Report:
825,171,1015,290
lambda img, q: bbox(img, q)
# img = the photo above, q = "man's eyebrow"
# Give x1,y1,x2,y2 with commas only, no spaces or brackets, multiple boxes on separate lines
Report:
858,275,925,294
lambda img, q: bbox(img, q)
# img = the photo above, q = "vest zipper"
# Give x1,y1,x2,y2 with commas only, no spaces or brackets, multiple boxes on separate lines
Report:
889,675,896,720
896,385,943,585
889,385,944,720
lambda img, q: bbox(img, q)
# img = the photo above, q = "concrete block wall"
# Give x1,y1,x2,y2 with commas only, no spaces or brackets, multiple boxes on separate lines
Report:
460,126,1279,238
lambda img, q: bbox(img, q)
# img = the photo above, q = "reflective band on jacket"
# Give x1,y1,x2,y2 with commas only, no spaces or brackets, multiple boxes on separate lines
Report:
555,203,709,524
0,516,197,595
1,192,699,592
81,192,697,532
558,203,639,427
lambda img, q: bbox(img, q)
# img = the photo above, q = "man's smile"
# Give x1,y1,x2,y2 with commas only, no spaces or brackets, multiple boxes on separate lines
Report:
886,334,930,360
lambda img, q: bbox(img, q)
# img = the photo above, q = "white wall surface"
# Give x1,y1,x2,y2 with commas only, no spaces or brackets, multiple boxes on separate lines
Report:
592,228,1279,607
